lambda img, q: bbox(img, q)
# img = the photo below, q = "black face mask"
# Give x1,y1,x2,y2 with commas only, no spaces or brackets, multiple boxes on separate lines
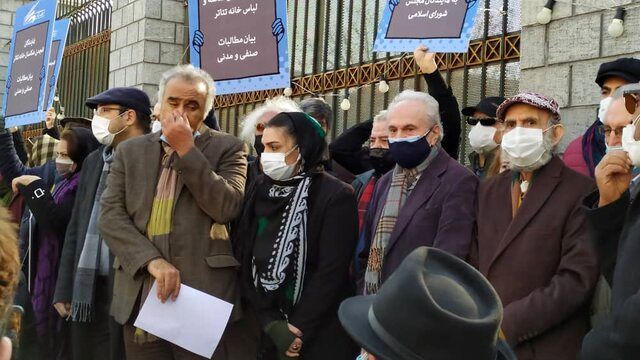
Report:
369,148,395,175
254,135,265,156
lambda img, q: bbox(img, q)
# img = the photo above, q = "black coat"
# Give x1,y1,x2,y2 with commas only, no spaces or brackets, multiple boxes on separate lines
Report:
233,172,359,359
582,189,640,359
53,146,105,304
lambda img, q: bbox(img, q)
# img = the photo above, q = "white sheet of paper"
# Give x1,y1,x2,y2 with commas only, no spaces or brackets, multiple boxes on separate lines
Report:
134,282,233,359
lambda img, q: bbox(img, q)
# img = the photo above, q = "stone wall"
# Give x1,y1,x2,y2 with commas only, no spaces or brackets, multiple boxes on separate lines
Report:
520,0,640,150
108,0,187,102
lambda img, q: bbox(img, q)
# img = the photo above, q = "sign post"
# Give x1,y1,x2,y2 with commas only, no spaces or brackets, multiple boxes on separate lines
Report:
374,0,480,53
44,18,70,110
2,0,57,128
188,0,290,95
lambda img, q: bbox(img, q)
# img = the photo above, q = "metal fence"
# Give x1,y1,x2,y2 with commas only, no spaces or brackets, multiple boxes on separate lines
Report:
22,0,111,139
215,0,521,161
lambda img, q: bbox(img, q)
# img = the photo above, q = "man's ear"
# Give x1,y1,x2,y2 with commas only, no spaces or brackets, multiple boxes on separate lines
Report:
123,110,137,126
552,124,564,146
428,125,441,146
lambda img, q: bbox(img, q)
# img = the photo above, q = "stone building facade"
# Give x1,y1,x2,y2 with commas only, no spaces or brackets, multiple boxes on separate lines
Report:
520,0,640,150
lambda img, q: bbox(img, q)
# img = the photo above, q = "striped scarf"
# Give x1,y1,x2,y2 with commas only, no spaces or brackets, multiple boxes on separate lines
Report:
135,142,178,344
71,147,113,322
364,148,438,295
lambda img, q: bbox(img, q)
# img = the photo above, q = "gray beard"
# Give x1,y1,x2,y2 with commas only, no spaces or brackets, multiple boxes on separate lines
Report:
502,131,555,173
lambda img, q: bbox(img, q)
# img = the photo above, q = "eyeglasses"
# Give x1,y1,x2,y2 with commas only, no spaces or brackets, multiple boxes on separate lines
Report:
598,125,624,138
94,106,124,116
623,91,640,115
466,117,497,126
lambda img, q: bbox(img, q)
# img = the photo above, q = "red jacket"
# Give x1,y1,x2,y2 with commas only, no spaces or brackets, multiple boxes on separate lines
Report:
562,135,591,178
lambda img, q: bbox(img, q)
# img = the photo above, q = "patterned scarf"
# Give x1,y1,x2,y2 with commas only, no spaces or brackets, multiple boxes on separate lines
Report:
364,149,438,295
134,142,178,344
252,176,311,308
71,147,113,322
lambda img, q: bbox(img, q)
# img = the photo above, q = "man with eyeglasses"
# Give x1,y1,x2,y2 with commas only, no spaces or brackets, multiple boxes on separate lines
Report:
564,58,640,178
462,97,506,179
52,87,152,360
582,83,640,360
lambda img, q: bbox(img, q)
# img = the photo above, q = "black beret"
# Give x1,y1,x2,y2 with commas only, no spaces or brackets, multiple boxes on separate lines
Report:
595,58,640,88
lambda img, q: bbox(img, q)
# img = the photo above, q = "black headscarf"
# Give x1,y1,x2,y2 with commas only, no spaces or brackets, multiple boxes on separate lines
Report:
65,127,100,172
267,112,327,173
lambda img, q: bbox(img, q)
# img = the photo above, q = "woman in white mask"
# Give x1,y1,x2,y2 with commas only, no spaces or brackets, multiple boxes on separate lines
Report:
462,97,506,179
233,112,359,359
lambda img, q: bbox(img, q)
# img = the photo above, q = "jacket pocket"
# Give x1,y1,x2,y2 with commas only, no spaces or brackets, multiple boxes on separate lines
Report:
205,254,240,268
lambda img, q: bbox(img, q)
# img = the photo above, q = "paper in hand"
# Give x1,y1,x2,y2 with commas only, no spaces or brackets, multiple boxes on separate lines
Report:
134,281,234,358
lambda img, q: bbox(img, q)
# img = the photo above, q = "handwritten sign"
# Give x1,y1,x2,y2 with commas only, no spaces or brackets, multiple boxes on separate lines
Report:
188,0,289,95
2,0,57,128
44,18,70,110
374,0,480,53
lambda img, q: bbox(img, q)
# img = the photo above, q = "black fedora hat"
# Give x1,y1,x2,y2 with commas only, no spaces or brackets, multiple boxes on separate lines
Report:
339,247,510,360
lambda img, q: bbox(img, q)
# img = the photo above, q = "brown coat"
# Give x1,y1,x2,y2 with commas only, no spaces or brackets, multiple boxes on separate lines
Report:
470,156,599,360
99,129,253,359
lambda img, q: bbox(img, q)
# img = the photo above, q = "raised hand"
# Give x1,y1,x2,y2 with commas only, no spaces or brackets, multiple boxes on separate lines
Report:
45,107,56,129
595,150,633,207
413,45,438,74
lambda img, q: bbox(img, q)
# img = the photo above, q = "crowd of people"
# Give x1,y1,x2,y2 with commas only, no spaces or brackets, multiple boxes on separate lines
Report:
0,46,639,360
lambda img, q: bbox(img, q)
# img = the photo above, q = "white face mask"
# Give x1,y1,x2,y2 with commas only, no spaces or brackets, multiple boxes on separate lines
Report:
501,126,552,168
260,146,300,181
598,97,614,124
468,124,498,153
55,157,75,178
151,120,162,133
91,112,128,146
622,118,640,167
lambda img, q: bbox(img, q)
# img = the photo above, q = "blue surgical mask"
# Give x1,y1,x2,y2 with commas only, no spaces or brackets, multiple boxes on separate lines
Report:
388,129,433,169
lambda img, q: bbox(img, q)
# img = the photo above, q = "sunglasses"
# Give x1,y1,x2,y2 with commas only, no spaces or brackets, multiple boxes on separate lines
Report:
466,117,497,126
624,92,640,115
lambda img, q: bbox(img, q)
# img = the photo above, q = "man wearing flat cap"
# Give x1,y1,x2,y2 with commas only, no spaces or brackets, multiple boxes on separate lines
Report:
52,86,152,360
564,58,640,178
99,65,251,359
470,92,599,359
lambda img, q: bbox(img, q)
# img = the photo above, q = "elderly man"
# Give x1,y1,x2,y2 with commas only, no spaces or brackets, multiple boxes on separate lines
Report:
600,86,637,152
564,58,640,177
99,65,250,359
358,90,478,295
471,93,599,360
581,84,640,360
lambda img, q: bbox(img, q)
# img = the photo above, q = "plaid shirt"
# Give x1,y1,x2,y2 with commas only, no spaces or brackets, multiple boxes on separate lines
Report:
357,176,378,231
29,134,58,167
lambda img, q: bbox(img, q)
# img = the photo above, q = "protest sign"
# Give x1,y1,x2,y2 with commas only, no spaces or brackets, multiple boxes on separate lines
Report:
44,18,70,110
188,0,290,95
374,0,480,53
2,0,57,128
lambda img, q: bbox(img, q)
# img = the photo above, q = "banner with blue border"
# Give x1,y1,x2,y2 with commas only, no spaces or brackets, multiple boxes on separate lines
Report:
2,0,57,128
188,0,290,95
374,0,480,53
44,18,70,110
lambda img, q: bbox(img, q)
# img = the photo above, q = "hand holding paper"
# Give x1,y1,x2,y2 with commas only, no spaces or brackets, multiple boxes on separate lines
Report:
134,282,234,359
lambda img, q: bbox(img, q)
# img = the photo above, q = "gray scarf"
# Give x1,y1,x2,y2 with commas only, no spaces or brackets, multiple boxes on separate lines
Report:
70,147,112,322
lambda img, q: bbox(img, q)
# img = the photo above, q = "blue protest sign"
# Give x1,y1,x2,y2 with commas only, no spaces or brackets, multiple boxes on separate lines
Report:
374,0,480,53
44,18,70,110
2,0,57,128
188,0,290,95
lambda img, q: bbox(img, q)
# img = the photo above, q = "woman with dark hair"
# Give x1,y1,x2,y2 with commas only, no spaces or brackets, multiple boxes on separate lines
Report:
233,112,359,359
11,127,99,359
